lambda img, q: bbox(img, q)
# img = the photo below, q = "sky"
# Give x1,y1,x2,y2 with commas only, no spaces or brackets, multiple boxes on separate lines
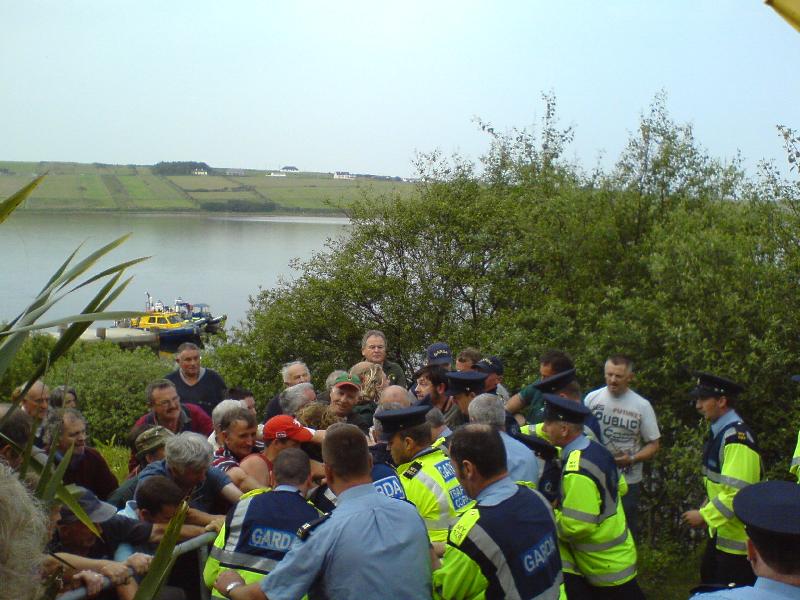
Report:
2,1,799,179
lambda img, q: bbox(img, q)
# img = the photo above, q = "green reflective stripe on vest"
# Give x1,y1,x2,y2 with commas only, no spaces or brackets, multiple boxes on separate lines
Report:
416,469,458,531
210,546,280,574
584,563,637,585
702,467,750,490
572,529,628,553
560,507,600,524
467,523,524,600
717,536,747,553
225,495,254,550
711,496,734,520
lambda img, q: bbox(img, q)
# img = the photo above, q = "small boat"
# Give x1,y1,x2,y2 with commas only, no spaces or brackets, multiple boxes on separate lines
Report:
114,293,203,351
172,298,227,334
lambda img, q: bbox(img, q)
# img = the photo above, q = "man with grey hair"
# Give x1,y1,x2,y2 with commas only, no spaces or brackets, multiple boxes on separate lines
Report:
279,382,316,417
318,369,348,404
468,394,538,487
45,407,119,501
137,432,242,523
361,329,407,388
209,399,244,450
165,341,228,416
265,360,313,421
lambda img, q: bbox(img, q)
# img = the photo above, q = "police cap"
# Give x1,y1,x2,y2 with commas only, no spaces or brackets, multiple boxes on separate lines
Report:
734,481,800,537
444,370,487,397
532,368,577,394
426,342,453,366
513,431,558,461
542,393,590,424
475,356,504,375
690,372,744,398
374,405,430,439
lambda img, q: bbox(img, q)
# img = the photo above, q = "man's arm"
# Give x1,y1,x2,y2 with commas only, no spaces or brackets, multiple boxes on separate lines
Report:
222,482,243,504
226,465,264,493
505,393,526,415
215,571,267,599
615,439,660,468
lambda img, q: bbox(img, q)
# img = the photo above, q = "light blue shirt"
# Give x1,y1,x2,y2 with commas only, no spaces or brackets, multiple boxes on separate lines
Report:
562,434,591,463
260,483,432,600
113,501,156,563
693,577,800,599
499,431,539,485
711,410,742,438
475,476,518,507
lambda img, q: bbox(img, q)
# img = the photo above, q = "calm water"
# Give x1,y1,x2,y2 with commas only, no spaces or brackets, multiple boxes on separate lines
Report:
0,212,350,327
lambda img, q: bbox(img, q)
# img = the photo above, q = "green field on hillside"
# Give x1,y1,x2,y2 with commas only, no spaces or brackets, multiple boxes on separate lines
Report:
0,161,415,213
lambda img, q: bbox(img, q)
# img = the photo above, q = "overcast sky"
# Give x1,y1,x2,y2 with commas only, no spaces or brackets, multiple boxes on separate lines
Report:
2,1,798,178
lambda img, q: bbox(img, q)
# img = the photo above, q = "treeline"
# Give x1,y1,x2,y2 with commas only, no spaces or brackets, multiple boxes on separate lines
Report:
200,199,278,212
152,161,213,175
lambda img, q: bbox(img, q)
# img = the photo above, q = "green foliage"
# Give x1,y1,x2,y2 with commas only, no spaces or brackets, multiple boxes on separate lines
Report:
152,161,213,176
44,342,171,444
0,333,55,399
95,437,133,483
211,94,800,550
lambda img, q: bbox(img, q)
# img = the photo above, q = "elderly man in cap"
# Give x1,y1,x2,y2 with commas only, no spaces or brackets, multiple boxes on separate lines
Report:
433,425,563,600
692,480,800,599
328,373,372,433
375,405,471,546
682,372,762,588
542,394,643,599
110,425,175,508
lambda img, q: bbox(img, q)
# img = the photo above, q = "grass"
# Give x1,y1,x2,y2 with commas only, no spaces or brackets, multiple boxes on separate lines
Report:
95,438,132,484
638,541,702,599
0,160,415,213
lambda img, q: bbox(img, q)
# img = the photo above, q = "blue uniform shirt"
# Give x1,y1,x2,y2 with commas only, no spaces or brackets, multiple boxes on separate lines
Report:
475,475,519,506
499,431,539,485
260,483,432,600
711,410,743,437
561,433,591,462
692,577,800,599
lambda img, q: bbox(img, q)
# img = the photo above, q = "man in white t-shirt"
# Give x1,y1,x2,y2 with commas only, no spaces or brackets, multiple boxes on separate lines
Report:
584,355,660,539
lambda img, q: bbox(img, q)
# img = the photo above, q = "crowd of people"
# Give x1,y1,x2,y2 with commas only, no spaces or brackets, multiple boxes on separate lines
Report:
1,331,799,600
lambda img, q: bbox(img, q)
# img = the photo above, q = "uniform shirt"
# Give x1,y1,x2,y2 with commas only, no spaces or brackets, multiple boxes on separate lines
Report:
260,483,432,600
136,459,232,513
113,501,157,562
692,578,800,599
499,431,539,486
381,359,407,388
165,367,227,417
584,386,660,484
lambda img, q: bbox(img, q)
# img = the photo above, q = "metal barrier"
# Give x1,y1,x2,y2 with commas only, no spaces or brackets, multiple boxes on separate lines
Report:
56,531,217,600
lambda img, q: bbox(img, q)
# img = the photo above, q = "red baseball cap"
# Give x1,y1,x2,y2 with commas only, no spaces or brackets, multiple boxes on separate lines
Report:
263,415,314,443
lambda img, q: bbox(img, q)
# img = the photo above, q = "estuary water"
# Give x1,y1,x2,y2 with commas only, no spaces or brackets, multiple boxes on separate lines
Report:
0,212,350,328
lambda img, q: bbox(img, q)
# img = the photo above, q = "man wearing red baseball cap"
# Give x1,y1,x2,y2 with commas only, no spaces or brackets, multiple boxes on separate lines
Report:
240,415,318,487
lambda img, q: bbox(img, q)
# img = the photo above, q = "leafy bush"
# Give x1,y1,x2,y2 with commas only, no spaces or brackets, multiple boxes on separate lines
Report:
210,94,800,549
44,342,171,444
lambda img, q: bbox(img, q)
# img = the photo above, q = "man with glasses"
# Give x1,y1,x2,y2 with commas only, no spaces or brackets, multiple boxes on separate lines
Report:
131,380,213,472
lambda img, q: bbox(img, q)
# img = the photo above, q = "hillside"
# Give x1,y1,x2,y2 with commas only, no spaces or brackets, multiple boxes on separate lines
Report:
0,161,415,213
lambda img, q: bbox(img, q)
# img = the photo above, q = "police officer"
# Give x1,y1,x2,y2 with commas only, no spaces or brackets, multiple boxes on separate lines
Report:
691,481,800,598
204,448,319,596
433,424,562,599
542,395,643,600
446,370,488,431
789,375,800,482
214,423,432,599
520,369,602,442
374,405,472,544
682,373,762,588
